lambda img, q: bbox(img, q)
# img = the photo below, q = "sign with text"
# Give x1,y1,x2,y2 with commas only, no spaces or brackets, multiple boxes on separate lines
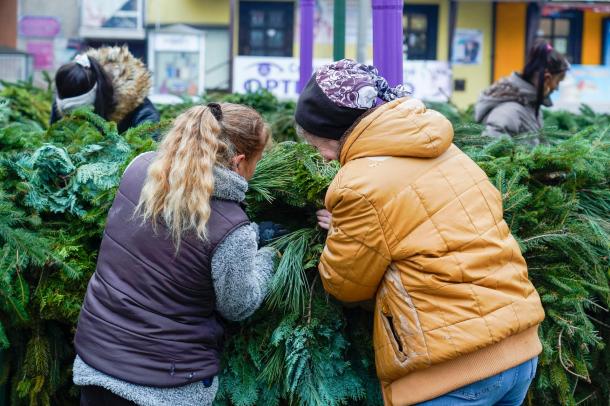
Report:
234,57,451,102
233,57,331,99
19,16,61,38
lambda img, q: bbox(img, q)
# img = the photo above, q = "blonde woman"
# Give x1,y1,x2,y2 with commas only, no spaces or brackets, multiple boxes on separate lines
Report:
72,103,275,406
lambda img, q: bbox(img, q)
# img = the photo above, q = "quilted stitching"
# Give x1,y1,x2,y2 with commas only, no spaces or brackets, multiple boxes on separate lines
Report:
320,100,544,384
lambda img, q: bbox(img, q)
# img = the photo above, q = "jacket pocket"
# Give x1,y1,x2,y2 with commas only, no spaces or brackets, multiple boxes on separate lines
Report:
380,300,409,362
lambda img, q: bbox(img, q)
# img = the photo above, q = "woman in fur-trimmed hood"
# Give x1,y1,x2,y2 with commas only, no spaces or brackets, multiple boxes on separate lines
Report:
51,46,160,137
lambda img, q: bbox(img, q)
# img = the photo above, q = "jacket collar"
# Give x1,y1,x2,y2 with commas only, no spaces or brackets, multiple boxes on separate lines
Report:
212,165,248,203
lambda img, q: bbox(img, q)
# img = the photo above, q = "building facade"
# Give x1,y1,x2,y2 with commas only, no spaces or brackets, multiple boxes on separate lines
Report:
2,0,610,109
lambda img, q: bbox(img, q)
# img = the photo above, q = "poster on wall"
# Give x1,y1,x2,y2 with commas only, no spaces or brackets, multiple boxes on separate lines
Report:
26,41,54,70
551,65,610,113
19,16,62,72
314,0,333,45
313,0,371,46
80,0,144,39
452,29,483,65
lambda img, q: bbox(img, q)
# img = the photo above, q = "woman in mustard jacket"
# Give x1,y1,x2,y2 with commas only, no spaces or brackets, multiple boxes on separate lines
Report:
296,59,544,406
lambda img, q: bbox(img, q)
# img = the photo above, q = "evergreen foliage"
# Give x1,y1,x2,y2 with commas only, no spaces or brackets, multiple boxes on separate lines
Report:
0,80,51,130
0,91,161,404
0,83,607,405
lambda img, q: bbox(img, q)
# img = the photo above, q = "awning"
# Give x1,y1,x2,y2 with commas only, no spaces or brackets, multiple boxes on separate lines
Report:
543,1,610,15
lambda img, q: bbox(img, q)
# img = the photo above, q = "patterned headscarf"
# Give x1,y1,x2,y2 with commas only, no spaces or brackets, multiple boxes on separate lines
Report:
295,59,411,140
315,59,410,109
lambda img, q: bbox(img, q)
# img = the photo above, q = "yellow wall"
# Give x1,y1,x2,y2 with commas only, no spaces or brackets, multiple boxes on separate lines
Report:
582,11,610,65
146,0,230,26
493,2,526,81
451,1,493,109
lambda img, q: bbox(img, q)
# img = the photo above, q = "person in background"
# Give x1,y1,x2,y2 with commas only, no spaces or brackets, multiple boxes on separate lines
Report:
51,46,160,137
475,40,569,144
296,59,545,406
72,103,276,406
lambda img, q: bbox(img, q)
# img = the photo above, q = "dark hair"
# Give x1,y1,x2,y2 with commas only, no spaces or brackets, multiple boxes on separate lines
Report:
55,55,116,120
522,40,569,114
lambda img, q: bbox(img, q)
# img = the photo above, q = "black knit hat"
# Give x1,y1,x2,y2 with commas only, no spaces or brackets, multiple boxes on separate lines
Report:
295,59,410,140
295,75,368,140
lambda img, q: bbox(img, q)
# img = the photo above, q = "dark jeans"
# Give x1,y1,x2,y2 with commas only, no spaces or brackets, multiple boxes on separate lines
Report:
80,386,136,406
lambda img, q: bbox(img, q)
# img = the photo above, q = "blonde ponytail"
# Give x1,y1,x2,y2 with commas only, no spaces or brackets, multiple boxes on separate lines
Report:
136,105,228,248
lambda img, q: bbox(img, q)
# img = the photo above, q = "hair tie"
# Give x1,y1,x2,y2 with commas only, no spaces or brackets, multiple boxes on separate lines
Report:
74,54,91,68
207,103,223,122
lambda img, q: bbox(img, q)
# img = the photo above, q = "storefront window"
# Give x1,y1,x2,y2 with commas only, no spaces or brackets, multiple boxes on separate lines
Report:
403,5,438,61
239,2,294,57
537,11,582,63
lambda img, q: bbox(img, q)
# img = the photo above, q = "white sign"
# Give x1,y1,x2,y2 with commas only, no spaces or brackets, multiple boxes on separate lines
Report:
403,61,452,102
233,56,331,99
234,57,451,102
154,34,200,52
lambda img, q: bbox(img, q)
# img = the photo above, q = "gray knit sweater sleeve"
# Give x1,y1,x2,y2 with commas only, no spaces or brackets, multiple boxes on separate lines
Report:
211,223,276,321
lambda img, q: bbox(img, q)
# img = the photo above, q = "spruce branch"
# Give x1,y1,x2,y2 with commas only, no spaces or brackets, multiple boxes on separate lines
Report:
558,329,591,383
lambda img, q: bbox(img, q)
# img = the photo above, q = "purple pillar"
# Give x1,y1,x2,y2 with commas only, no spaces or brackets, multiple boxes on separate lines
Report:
372,0,403,87
298,0,315,92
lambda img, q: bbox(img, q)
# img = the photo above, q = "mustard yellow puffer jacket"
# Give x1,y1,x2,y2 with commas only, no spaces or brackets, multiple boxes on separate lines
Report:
319,98,545,405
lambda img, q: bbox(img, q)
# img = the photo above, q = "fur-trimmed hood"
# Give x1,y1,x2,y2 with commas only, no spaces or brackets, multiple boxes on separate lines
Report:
474,73,551,123
86,46,152,123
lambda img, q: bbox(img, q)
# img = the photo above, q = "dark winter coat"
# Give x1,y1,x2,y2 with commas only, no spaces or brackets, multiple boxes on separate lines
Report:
74,152,249,388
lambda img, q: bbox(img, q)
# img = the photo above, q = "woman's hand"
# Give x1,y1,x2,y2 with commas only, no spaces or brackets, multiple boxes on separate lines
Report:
316,209,332,230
